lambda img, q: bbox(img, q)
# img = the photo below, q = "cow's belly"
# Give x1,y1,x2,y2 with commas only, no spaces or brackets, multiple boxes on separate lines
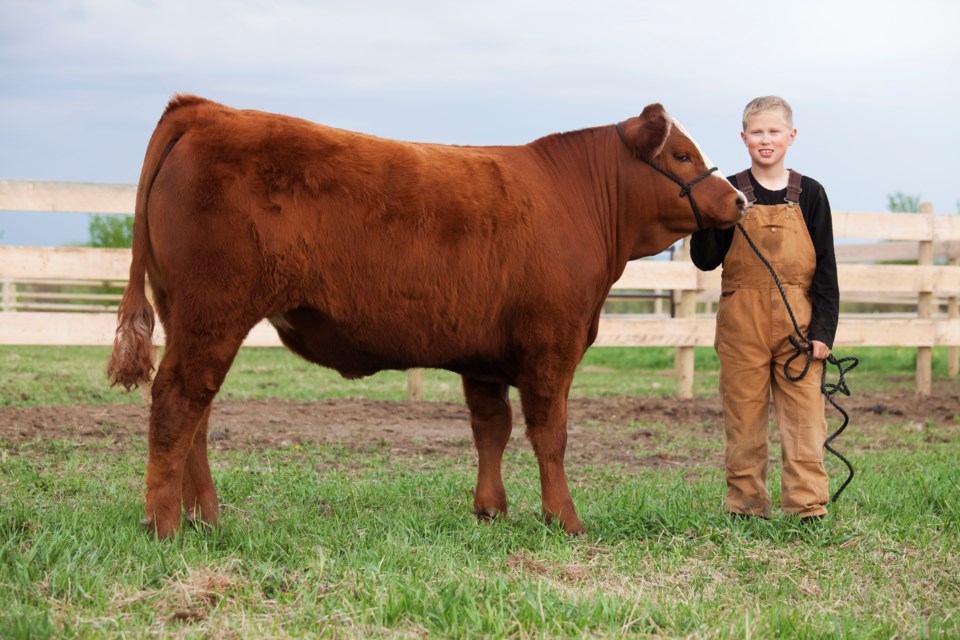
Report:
268,307,513,382
268,308,402,378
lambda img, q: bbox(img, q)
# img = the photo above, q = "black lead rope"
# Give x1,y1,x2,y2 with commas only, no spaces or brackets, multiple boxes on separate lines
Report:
735,222,859,502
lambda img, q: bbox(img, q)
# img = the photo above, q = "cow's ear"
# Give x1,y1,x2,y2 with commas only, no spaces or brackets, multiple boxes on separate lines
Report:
623,103,671,161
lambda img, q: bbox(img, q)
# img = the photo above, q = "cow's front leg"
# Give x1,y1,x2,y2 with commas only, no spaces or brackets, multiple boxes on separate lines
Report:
518,377,584,535
181,404,219,527
463,377,513,519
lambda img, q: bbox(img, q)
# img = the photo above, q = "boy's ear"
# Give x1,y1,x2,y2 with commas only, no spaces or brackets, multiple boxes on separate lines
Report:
621,103,672,161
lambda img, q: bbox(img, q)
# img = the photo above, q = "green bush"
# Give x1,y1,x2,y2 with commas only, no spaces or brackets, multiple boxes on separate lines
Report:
87,214,134,248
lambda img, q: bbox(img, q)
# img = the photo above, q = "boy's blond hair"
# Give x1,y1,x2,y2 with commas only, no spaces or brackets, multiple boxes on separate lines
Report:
742,96,794,129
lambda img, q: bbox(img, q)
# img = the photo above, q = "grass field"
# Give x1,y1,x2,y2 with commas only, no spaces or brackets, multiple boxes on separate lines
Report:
1,344,951,407
1,345,958,638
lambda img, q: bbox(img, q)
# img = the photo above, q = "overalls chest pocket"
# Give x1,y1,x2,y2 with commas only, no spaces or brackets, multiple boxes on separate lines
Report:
757,212,789,261
755,208,807,271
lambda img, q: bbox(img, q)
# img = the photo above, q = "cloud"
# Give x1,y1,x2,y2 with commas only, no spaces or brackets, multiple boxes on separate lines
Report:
1,0,959,215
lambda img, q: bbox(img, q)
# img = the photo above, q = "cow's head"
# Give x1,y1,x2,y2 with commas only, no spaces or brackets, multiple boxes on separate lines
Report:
617,104,745,250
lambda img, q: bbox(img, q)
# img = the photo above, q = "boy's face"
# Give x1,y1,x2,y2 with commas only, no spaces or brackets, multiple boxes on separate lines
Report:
741,109,796,169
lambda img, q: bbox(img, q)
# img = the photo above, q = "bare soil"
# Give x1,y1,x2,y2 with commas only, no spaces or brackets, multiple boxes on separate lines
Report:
2,384,958,471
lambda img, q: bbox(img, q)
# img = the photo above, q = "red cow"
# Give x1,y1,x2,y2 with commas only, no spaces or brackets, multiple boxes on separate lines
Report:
109,95,744,538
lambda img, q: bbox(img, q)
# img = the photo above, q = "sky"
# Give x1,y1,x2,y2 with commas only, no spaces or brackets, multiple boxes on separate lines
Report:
1,0,959,246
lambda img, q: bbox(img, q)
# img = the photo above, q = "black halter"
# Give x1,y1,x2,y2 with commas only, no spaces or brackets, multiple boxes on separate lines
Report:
616,121,718,231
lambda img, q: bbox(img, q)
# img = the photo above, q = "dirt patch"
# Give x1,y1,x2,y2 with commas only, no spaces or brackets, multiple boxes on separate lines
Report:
2,384,958,472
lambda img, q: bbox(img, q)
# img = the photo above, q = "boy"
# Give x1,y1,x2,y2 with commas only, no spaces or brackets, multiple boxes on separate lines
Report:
690,96,839,521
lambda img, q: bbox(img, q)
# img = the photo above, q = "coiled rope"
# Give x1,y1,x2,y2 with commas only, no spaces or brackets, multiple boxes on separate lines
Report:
735,222,859,501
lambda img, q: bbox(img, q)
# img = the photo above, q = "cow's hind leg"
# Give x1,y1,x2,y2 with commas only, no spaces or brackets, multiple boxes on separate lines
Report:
463,377,513,519
143,333,243,538
181,405,219,527
518,374,584,535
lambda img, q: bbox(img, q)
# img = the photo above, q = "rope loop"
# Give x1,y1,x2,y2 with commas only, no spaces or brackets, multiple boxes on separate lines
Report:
822,353,859,501
784,335,813,381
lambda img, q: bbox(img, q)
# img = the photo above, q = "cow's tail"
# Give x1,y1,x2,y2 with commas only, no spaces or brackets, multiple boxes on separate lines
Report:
107,98,194,390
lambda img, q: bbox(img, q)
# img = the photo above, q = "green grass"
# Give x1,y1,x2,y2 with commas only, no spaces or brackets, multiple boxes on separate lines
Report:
0,345,952,408
1,344,958,637
2,426,958,638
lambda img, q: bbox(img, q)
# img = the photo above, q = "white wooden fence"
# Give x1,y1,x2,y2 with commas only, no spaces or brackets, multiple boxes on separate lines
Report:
2,179,959,397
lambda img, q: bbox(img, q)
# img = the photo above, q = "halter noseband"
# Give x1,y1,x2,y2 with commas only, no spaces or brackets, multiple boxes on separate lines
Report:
616,121,718,231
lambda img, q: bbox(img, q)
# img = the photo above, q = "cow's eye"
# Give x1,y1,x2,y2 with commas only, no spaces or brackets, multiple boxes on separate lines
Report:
674,153,691,162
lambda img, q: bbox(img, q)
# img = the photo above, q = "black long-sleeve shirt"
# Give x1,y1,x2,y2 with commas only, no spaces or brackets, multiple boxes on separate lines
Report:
690,171,840,347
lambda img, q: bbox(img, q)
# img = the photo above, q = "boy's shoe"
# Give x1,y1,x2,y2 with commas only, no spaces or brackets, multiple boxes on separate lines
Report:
799,514,826,527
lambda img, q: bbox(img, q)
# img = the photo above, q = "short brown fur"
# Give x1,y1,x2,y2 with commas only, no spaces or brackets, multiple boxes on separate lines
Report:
110,96,744,538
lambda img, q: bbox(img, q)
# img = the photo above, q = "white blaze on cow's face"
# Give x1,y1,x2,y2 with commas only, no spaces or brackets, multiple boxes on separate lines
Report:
671,117,747,203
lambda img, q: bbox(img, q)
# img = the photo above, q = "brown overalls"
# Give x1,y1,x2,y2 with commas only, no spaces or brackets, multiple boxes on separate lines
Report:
715,170,828,518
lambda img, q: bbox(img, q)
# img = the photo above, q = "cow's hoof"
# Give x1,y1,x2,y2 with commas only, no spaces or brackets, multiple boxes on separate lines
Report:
560,517,587,535
473,506,506,521
140,514,180,539
544,513,586,536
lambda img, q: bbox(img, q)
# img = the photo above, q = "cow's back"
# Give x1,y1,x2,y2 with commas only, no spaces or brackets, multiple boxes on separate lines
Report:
146,98,593,378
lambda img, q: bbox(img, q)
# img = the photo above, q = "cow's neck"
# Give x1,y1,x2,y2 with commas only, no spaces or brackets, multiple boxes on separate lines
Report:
612,144,690,265
528,126,622,272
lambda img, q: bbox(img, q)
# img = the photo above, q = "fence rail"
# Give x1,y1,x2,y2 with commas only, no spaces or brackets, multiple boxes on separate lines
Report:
2,180,959,396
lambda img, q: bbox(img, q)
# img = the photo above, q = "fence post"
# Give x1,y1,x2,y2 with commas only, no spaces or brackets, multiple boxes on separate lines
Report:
673,239,696,398
1,278,14,312
407,368,424,401
949,253,959,378
916,202,934,395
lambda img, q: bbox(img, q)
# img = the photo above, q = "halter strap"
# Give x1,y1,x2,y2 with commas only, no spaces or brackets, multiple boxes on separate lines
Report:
615,121,718,231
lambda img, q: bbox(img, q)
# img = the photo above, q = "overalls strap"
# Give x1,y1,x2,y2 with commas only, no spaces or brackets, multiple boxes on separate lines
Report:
735,169,803,205
786,169,803,204
735,170,755,205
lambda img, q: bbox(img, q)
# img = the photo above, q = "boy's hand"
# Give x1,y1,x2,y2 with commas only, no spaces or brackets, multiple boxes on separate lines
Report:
810,340,831,360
